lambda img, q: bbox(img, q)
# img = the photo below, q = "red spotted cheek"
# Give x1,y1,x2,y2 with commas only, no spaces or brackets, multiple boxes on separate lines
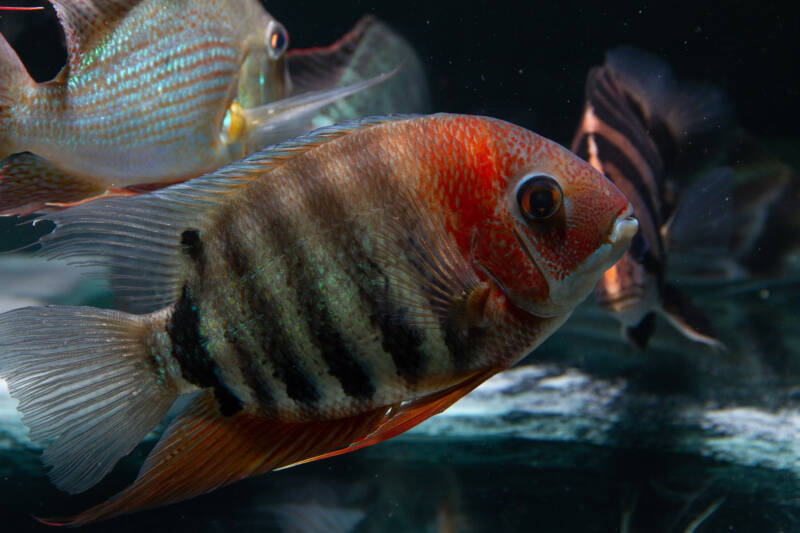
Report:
472,227,550,303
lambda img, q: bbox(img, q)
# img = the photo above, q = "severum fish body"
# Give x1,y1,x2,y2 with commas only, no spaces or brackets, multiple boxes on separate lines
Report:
0,1,413,214
571,47,731,349
0,114,636,524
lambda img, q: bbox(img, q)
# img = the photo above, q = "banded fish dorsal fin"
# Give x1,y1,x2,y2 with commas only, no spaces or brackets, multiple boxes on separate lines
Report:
663,167,734,256
602,46,731,170
245,114,419,163
49,0,141,73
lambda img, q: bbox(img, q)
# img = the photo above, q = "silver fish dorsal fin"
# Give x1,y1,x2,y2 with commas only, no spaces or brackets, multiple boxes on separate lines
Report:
49,0,141,73
31,115,417,313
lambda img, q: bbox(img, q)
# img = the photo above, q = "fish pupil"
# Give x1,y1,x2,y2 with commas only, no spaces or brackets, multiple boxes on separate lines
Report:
518,175,563,220
271,30,286,51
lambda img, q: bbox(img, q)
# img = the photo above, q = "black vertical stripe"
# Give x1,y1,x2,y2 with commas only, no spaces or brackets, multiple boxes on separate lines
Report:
167,285,243,416
374,287,426,383
262,172,429,386
225,331,276,410
214,223,275,410
260,198,376,400
217,211,321,407
592,134,662,231
318,189,429,385
442,316,484,371
586,69,664,178
304,300,376,400
341,231,428,384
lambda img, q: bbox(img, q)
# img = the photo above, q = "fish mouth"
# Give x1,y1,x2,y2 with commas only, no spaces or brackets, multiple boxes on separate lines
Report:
506,202,639,318
604,203,637,245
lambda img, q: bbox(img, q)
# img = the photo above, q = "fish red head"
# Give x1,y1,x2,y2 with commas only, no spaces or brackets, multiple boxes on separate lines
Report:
441,116,637,318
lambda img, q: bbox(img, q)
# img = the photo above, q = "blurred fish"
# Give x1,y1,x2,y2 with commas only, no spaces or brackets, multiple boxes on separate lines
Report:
261,466,468,533
0,113,636,524
571,47,731,349
719,133,799,278
290,15,430,130
0,1,406,215
270,503,366,533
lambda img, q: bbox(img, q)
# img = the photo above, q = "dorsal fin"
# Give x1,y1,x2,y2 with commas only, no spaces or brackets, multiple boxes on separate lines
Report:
243,114,417,164
49,0,141,73
30,115,415,313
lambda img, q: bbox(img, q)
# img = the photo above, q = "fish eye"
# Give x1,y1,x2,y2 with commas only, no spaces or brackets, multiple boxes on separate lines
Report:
266,21,288,60
516,174,563,221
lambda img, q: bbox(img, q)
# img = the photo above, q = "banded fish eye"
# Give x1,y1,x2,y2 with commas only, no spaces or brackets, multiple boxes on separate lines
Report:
266,21,288,60
516,174,563,221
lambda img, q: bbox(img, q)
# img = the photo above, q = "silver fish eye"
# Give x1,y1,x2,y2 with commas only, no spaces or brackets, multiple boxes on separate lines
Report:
266,21,289,60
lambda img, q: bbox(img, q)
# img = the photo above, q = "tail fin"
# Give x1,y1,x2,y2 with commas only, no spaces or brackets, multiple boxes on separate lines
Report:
603,46,732,172
0,31,33,159
0,306,178,494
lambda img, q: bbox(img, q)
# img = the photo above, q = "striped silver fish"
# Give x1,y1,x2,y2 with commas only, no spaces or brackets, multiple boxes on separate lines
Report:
571,47,731,349
0,113,636,524
0,0,412,215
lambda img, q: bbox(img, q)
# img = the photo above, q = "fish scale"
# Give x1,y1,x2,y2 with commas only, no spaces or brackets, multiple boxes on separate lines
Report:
0,114,636,524
1,1,427,215
191,158,445,419
6,0,276,185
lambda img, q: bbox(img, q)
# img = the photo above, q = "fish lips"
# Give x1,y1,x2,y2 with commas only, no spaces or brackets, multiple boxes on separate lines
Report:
512,203,638,318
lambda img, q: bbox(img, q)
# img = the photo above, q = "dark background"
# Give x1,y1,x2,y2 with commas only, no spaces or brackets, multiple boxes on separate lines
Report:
1,0,798,145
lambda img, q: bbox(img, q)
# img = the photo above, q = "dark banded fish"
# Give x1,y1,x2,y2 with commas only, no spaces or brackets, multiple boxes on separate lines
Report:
0,1,420,215
571,47,731,349
0,113,636,524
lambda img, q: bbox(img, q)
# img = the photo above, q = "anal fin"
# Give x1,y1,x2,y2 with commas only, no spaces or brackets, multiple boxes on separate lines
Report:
286,368,497,468
43,390,386,526
0,153,106,215
47,369,497,526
